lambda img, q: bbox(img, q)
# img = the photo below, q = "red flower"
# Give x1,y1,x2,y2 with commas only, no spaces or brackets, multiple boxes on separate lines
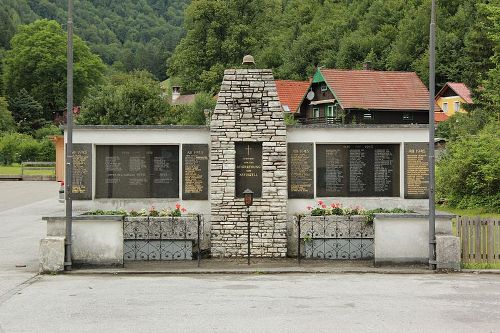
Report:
175,203,181,210
181,208,187,213
321,204,327,209
318,200,324,205
331,203,336,208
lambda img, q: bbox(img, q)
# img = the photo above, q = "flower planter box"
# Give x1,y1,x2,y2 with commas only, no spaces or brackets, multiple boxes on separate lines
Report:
123,216,201,261
296,215,374,260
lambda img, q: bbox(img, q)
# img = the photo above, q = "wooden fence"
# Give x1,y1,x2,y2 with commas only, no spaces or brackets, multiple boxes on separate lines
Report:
456,216,500,263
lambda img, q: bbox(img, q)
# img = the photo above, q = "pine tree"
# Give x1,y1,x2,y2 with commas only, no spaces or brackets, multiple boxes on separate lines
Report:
8,88,45,134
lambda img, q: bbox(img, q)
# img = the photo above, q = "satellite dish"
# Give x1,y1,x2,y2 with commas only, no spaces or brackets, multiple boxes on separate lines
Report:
306,90,315,101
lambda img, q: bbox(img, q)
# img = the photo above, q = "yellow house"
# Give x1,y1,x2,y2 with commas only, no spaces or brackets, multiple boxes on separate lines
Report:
435,82,473,116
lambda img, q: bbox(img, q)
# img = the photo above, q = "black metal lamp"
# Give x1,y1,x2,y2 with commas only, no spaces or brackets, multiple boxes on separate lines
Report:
243,189,254,207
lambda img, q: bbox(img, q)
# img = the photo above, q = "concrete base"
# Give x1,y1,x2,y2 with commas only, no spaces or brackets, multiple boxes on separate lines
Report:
43,216,124,266
436,235,461,271
374,213,454,265
39,236,65,273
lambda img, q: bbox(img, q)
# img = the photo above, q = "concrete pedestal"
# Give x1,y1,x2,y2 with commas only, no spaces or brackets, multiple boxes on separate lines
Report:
436,235,461,271
39,236,65,273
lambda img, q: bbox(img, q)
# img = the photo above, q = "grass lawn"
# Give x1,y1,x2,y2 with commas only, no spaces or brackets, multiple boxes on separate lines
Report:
462,262,500,269
0,163,55,176
436,204,500,219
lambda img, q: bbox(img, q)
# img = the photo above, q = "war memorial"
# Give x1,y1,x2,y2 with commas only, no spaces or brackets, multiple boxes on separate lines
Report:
40,63,460,271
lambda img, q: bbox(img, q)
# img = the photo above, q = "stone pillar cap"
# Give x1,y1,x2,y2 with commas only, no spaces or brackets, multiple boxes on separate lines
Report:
242,55,255,65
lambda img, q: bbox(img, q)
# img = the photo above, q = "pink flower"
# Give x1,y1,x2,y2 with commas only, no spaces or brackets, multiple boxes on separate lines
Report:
331,203,336,208
307,206,312,210
181,208,187,213
175,203,181,210
318,200,324,205
321,204,327,209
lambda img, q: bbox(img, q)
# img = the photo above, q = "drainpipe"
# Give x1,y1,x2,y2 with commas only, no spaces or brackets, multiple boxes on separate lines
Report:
64,0,74,271
428,0,437,270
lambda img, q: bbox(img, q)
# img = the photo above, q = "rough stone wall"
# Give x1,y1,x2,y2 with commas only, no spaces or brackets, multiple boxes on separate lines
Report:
210,69,287,258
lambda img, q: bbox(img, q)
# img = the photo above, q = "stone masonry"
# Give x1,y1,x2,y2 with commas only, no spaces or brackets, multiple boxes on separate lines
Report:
210,68,287,258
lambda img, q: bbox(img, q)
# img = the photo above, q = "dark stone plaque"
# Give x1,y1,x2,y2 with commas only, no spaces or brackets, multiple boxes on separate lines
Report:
288,143,314,198
72,144,92,200
182,144,209,200
95,145,179,198
235,142,262,198
404,143,429,199
316,144,399,197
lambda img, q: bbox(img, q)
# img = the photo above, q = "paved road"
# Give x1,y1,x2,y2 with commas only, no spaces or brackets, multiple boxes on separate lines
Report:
0,182,499,332
0,273,499,333
0,181,62,296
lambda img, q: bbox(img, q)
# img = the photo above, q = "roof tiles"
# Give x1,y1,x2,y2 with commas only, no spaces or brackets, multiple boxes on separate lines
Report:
320,69,431,111
275,80,310,113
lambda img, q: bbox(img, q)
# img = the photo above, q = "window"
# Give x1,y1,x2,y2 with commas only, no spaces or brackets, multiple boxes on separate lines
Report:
403,113,413,122
321,84,327,92
313,108,320,118
443,102,448,113
454,101,460,112
326,105,334,118
363,113,373,121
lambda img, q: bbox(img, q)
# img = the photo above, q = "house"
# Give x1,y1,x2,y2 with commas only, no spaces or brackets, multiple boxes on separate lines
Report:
435,82,473,116
275,80,310,113
170,86,196,106
295,67,434,124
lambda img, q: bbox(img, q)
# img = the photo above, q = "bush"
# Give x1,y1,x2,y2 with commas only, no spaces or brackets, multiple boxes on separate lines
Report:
436,122,500,212
33,124,62,140
0,132,55,165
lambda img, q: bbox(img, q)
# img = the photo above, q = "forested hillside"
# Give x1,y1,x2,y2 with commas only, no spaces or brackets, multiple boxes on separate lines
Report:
169,0,497,94
0,0,189,80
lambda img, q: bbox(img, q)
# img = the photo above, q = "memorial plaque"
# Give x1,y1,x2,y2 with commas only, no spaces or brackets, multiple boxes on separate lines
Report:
182,144,209,200
316,144,399,197
72,143,92,200
96,145,179,198
404,143,429,199
288,143,314,198
235,142,262,198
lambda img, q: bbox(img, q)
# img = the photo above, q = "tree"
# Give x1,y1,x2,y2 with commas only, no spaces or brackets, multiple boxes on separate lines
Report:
0,97,15,133
8,89,45,134
2,19,105,118
77,71,168,125
176,92,216,125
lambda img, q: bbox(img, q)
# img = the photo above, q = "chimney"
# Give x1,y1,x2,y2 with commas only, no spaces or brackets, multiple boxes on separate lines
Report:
172,86,181,102
363,61,372,70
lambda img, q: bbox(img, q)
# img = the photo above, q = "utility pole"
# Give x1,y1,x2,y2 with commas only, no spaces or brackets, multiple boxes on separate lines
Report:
428,0,437,270
64,0,74,271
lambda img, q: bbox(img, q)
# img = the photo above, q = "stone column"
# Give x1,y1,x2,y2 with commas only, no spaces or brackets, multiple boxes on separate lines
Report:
210,68,287,258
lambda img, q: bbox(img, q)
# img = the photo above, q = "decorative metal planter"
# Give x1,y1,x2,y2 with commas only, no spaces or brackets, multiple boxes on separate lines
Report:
123,216,200,261
299,215,374,260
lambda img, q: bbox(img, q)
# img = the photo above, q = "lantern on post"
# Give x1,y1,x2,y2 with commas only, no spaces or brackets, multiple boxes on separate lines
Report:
243,189,254,265
243,189,254,207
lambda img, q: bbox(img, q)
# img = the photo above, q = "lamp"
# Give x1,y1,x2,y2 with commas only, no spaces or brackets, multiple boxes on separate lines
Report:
243,189,254,207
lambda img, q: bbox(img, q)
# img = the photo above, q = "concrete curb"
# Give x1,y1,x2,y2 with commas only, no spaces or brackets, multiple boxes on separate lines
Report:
462,269,500,275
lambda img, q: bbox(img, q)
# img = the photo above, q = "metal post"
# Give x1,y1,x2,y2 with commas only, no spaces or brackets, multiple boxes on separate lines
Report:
64,0,74,271
197,214,201,268
247,207,251,265
428,0,437,270
297,215,301,265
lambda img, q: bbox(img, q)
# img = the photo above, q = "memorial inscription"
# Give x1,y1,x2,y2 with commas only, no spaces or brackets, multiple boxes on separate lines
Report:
182,144,209,200
72,143,92,200
317,144,399,197
288,143,314,198
96,145,179,198
235,142,262,198
404,143,429,199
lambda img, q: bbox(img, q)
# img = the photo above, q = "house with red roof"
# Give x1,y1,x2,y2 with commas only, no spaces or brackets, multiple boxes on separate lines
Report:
294,67,435,125
275,80,310,113
435,82,473,117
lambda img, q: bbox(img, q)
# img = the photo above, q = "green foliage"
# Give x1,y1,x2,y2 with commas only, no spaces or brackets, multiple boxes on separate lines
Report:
78,71,168,125
8,89,46,134
177,92,215,125
0,0,188,80
2,19,105,117
32,124,62,140
0,132,55,165
0,97,15,133
436,122,500,212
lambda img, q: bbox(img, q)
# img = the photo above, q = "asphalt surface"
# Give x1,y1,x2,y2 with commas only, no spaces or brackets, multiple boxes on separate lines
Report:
1,181,499,333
